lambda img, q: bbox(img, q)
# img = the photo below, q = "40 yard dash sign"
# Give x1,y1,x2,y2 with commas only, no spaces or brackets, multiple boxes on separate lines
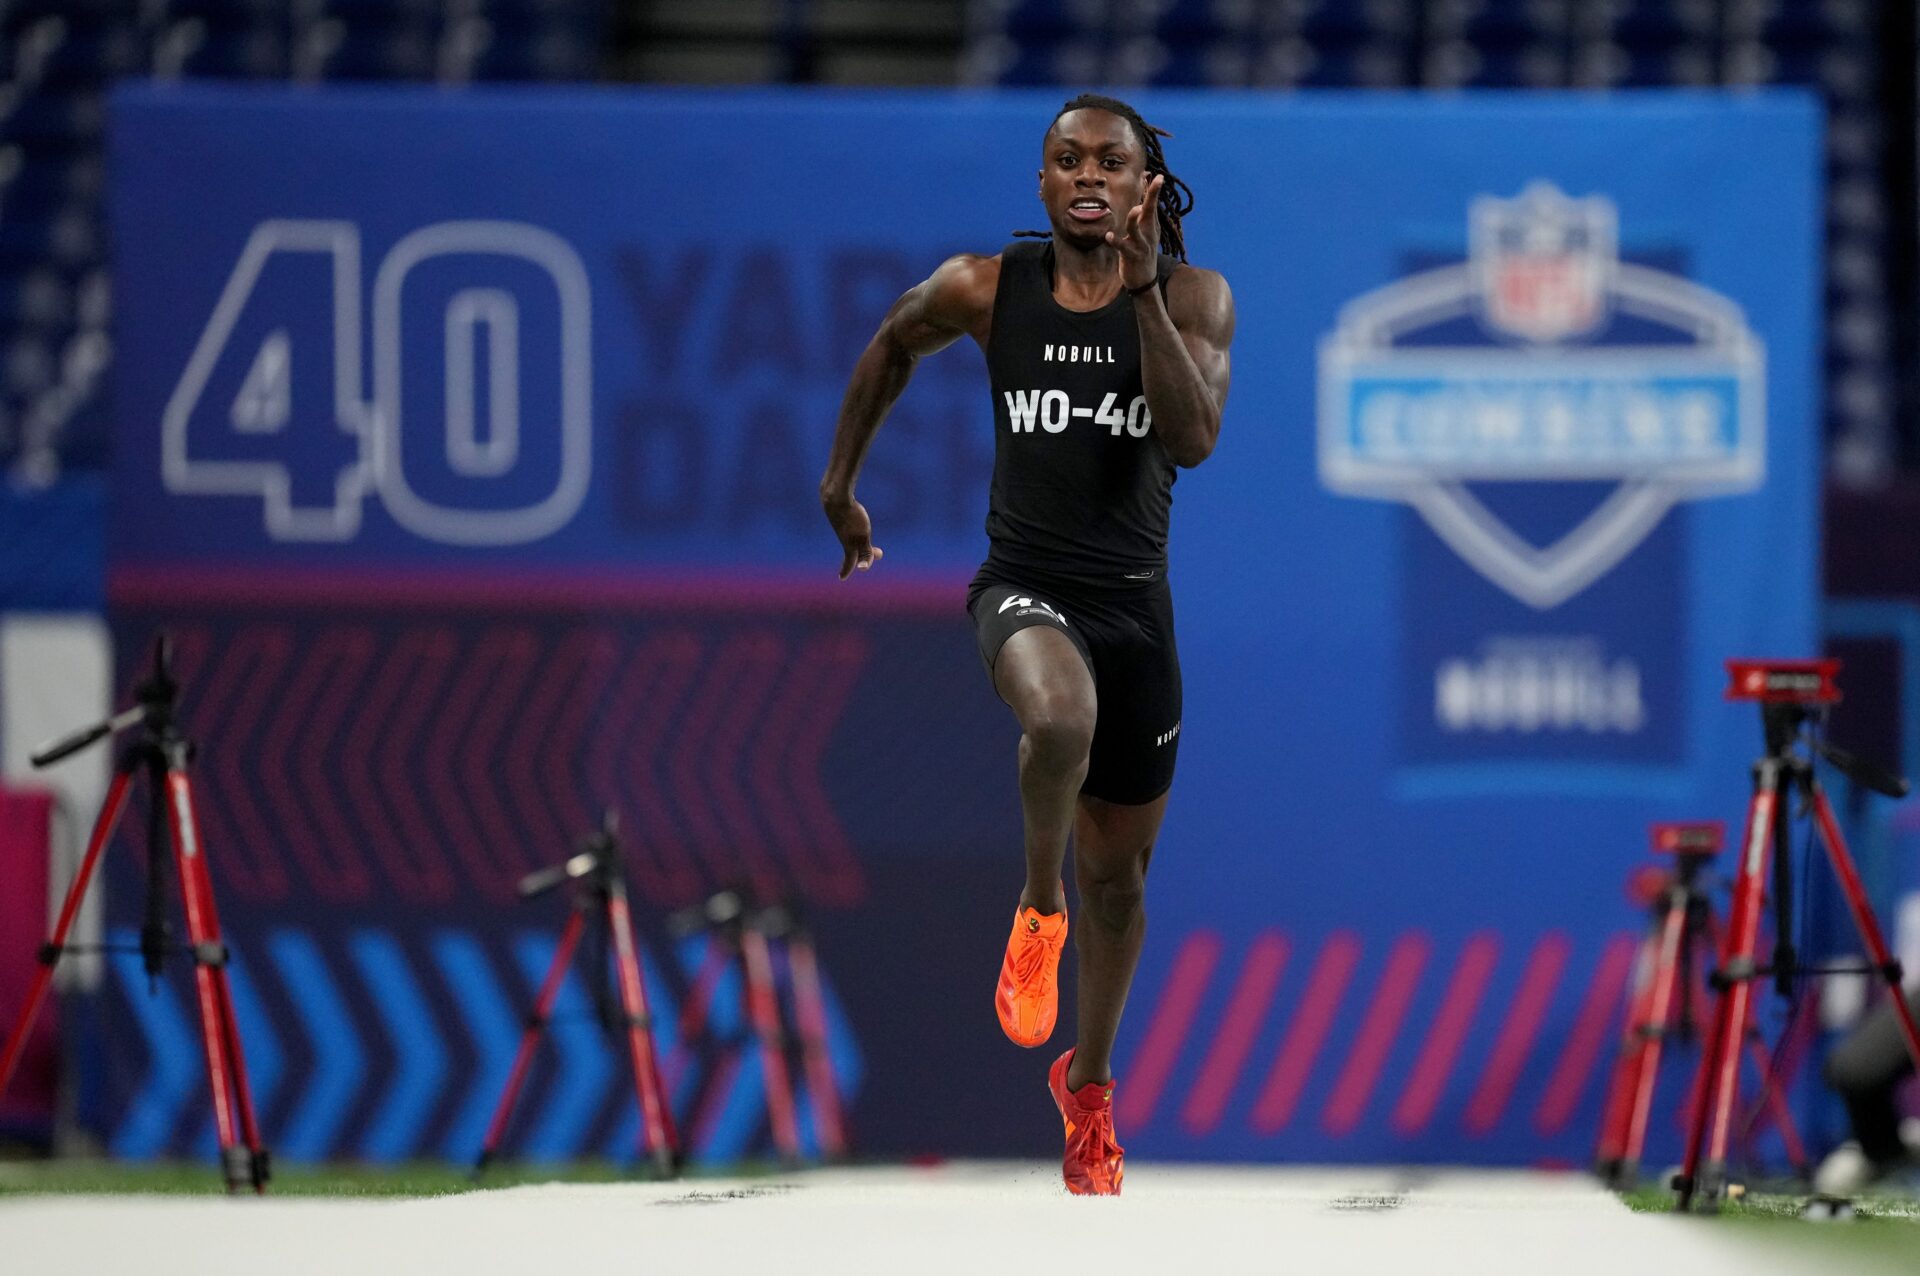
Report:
163,219,591,546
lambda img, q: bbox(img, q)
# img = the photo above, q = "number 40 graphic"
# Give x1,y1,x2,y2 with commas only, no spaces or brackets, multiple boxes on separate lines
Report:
162,219,592,545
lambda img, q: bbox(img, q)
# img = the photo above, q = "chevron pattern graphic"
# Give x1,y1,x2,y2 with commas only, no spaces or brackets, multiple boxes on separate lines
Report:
109,616,873,910
93,923,863,1165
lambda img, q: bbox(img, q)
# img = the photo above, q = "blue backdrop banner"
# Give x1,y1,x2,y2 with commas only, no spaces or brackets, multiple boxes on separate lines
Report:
105,85,1820,1167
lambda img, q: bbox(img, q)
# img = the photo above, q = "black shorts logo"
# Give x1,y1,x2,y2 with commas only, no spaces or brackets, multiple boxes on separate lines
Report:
998,593,1068,627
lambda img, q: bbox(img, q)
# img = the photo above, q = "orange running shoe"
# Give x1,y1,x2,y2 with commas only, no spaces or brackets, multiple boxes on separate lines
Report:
1048,1048,1124,1196
994,904,1067,1047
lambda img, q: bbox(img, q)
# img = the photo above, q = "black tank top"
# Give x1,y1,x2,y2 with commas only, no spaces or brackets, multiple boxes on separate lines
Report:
983,239,1178,584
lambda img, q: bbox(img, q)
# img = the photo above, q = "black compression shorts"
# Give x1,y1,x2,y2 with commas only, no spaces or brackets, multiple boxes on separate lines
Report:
966,567,1182,806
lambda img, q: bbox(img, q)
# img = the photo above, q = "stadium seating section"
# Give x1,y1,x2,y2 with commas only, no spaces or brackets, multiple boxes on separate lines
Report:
0,0,1903,480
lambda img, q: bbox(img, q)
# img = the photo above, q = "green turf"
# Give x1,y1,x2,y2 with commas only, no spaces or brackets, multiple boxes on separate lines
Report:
1618,1181,1920,1270
1619,1184,1920,1223
0,1159,694,1198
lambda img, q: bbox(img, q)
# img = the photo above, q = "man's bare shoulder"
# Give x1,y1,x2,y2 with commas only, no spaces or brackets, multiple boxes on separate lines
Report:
1165,262,1235,341
919,252,1003,326
930,251,1002,295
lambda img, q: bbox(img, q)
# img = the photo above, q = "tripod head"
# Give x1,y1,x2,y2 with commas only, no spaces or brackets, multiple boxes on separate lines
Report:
29,634,180,769
1649,820,1724,889
667,887,747,940
1724,659,1909,799
517,808,624,900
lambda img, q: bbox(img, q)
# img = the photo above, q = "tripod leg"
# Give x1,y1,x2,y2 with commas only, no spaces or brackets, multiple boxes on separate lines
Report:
0,772,135,1102
739,926,802,1164
161,765,252,1188
605,886,679,1176
1595,983,1645,1177
476,908,586,1174
785,933,847,1160
1676,775,1777,1209
1741,1028,1810,1177
1621,893,1690,1179
1809,790,1920,1072
167,770,270,1190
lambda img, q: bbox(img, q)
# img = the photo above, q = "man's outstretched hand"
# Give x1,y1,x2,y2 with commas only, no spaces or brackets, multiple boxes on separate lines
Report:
824,496,885,579
1106,172,1164,292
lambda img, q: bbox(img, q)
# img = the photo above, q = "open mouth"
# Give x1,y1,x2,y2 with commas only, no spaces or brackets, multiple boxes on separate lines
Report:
1067,198,1109,222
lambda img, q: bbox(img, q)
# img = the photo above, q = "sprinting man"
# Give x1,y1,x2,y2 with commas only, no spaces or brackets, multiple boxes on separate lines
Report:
819,94,1234,1194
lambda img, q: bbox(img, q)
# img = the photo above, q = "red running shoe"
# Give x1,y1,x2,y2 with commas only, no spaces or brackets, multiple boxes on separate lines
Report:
1048,1048,1124,1196
995,905,1067,1047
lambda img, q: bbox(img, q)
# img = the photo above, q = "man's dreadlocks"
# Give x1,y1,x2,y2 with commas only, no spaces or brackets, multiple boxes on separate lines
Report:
1018,92,1196,262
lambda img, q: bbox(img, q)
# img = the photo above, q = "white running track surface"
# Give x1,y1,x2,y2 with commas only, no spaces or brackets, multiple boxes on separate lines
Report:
0,1163,1907,1275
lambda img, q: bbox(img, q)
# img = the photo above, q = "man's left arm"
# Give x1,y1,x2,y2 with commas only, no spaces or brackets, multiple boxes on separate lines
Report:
1135,266,1235,468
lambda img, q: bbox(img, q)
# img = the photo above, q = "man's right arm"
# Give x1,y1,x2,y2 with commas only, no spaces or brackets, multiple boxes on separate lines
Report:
820,253,998,579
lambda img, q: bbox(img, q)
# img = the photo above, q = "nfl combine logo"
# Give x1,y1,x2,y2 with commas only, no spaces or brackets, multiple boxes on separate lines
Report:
1317,181,1765,611
1473,182,1613,343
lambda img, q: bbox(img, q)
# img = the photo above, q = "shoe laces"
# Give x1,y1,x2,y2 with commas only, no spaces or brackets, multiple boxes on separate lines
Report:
1008,924,1057,987
1075,1098,1124,1171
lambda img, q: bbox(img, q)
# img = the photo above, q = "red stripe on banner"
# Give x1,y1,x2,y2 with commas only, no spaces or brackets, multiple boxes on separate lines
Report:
109,564,969,615
1252,932,1362,1134
1180,932,1289,1135
1115,931,1222,1130
1391,933,1500,1135
1463,932,1571,1134
1534,933,1638,1134
1322,934,1430,1135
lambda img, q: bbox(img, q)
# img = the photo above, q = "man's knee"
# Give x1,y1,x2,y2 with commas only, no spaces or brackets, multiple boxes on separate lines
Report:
1021,693,1095,770
1078,859,1147,931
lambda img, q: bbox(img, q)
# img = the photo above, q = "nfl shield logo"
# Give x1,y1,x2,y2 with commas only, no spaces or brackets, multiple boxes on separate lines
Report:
1470,182,1615,343
1318,179,1764,611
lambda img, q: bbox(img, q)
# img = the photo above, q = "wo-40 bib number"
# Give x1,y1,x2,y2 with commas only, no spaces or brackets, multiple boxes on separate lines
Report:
1003,390,1151,438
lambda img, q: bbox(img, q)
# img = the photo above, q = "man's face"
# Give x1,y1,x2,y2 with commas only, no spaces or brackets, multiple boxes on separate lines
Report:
1038,109,1147,250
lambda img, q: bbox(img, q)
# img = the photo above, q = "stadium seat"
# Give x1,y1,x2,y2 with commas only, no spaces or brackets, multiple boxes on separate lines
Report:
1140,37,1252,86
3,332,57,397
1575,0,1694,45
309,23,437,80
472,27,602,80
0,270,69,332
0,0,139,27
1423,40,1567,88
0,93,107,148
972,0,1115,41
1723,0,1873,43
1726,41,1873,99
1295,0,1415,43
318,0,446,22
1570,39,1713,88
1253,35,1410,88
964,33,1108,86
176,23,293,79
1121,0,1255,43
1426,0,1572,45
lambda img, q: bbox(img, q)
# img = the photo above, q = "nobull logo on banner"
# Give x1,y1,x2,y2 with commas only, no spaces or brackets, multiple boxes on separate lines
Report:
1317,182,1766,611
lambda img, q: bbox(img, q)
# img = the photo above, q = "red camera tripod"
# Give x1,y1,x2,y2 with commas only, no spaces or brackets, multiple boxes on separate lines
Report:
1672,659,1920,1210
665,890,848,1166
475,811,679,1177
0,636,268,1193
1594,821,1806,1188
